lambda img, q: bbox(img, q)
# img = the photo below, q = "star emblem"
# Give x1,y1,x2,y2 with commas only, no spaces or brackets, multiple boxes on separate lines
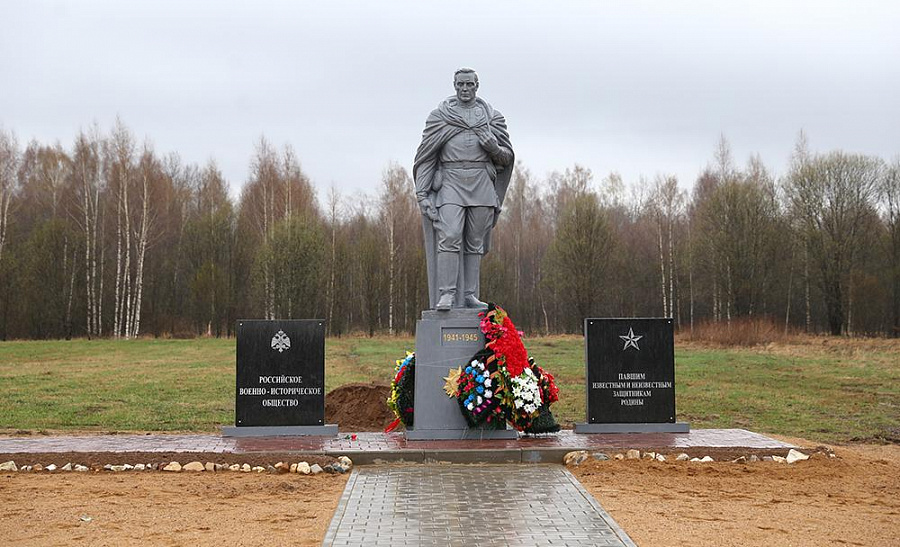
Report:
619,328,643,351
443,367,462,397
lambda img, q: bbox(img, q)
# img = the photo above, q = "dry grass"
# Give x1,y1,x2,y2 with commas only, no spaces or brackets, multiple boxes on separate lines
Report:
679,317,793,347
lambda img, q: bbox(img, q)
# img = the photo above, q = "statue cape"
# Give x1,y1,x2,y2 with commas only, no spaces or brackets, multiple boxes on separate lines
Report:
413,96,515,213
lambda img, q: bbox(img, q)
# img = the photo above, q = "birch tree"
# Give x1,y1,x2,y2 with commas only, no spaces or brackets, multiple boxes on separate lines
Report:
73,128,105,337
649,174,683,318
0,130,19,269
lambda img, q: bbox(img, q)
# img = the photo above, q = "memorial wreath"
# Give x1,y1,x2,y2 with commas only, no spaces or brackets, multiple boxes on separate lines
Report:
386,304,560,434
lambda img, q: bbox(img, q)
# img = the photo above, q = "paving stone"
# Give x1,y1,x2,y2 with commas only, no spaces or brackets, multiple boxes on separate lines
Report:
322,465,635,546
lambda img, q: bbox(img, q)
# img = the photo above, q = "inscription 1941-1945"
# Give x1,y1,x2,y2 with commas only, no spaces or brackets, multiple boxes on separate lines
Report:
440,327,482,347
234,320,326,427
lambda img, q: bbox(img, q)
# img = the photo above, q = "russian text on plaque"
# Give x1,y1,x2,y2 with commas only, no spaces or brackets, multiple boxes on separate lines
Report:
222,319,338,437
575,318,689,434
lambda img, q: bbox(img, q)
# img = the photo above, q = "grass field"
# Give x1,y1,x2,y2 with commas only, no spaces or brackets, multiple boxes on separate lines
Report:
0,335,897,443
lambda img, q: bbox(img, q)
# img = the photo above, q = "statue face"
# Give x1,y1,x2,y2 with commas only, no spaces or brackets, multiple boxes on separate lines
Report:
454,73,478,104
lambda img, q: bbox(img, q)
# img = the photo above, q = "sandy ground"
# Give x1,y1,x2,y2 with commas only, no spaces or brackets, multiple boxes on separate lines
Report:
574,440,900,546
0,472,348,546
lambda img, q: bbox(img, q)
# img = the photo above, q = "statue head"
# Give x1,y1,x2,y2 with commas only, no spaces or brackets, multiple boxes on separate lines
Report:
453,68,479,104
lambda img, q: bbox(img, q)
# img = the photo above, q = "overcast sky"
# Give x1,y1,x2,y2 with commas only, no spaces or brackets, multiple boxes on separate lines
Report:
2,1,898,200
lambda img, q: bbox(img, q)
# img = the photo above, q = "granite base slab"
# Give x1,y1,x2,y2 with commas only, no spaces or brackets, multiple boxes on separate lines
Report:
406,427,518,441
220,424,338,437
574,422,690,434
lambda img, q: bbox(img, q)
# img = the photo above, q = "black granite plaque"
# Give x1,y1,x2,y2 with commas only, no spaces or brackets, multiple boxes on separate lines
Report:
585,318,676,424
235,320,325,427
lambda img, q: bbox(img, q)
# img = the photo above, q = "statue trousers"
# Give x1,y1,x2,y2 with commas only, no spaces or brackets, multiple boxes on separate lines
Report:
435,204,493,255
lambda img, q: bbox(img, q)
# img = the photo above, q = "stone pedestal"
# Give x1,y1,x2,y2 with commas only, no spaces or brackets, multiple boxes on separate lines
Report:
407,309,517,440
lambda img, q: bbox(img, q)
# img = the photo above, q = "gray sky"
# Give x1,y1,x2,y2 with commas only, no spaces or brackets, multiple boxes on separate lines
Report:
2,0,899,201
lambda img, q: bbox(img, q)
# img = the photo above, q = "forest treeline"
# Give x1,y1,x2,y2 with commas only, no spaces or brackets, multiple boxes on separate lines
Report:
0,121,898,339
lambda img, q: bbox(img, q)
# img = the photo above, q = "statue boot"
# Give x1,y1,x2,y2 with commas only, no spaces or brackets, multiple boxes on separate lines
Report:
463,253,488,309
435,251,458,310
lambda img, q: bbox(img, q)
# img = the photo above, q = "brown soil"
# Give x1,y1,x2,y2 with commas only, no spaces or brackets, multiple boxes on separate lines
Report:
2,438,897,545
573,441,900,546
325,383,394,432
0,472,348,546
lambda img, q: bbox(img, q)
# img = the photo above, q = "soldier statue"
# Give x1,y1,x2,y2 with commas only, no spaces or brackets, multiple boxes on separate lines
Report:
413,68,515,310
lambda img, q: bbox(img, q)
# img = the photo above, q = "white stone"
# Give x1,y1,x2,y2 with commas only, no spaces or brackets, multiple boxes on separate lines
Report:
205,462,216,472
163,462,182,472
675,453,690,461
46,464,58,472
74,465,89,472
110,465,127,472
241,464,251,472
252,466,265,473
229,464,240,471
625,449,641,460
297,462,311,475
731,456,747,463
642,452,656,460
123,464,133,470
613,454,624,461
0,461,17,472
690,457,701,462
564,450,589,467
183,462,205,472
61,463,73,471
22,466,32,472
786,449,809,464
700,456,714,462
655,454,666,462
310,464,323,475
772,455,786,463
338,456,353,469
134,464,146,471
748,455,760,463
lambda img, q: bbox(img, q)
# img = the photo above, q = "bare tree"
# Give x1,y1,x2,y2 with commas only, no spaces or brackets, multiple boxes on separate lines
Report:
785,150,881,335
881,159,900,336
649,174,683,318
0,129,19,269
73,127,106,337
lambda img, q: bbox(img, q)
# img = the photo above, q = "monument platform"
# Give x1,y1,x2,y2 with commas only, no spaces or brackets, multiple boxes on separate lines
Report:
0,429,796,465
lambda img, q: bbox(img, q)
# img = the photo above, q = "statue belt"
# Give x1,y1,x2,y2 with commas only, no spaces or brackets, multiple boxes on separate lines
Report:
442,161,489,169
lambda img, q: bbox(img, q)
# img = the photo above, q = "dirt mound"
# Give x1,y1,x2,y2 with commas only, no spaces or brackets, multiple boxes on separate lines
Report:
325,383,394,432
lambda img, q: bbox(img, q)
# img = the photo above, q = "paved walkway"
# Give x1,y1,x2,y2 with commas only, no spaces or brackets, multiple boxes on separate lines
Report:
323,465,635,547
0,429,794,463
0,428,792,453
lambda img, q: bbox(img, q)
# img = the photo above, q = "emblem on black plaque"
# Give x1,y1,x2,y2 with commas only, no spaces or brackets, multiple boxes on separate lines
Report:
271,330,291,353
619,327,643,351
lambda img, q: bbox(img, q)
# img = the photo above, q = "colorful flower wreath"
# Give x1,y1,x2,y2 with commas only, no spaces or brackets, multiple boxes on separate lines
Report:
385,304,560,434
385,352,415,432
467,303,561,433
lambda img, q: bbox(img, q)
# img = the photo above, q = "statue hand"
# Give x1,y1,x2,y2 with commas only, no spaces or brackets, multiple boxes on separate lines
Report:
419,198,439,222
476,127,500,155
492,207,502,228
